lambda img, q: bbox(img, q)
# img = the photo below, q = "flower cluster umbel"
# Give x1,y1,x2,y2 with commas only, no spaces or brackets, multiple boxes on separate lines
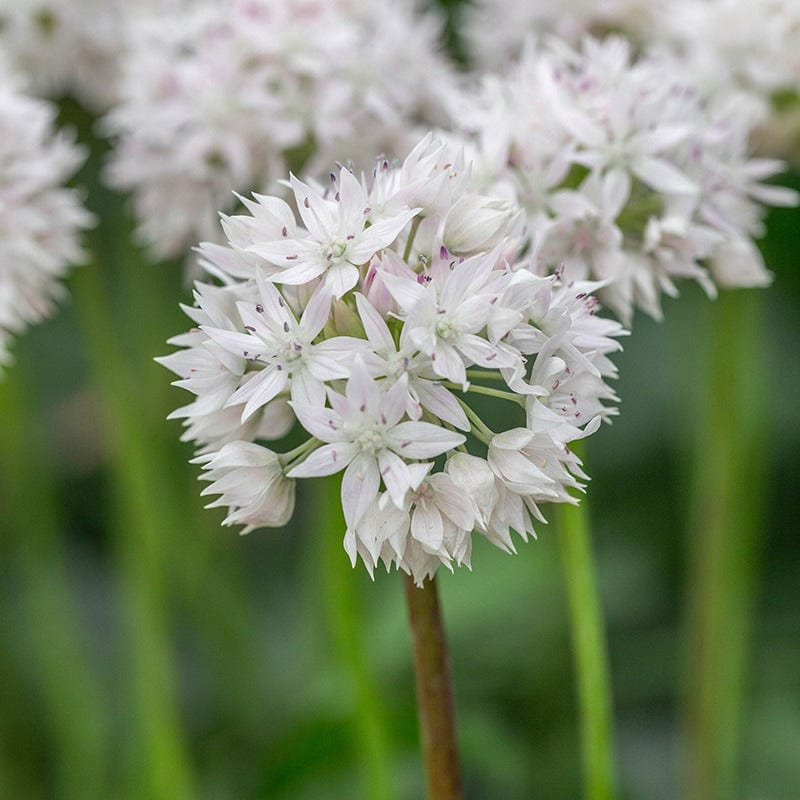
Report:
160,135,624,585
105,0,455,260
449,36,797,324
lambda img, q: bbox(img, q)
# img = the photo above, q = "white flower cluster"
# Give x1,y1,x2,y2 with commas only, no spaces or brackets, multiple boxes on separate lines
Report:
0,73,92,368
0,0,169,110
104,0,455,260
160,135,624,585
462,0,659,70
657,0,800,159
449,36,797,323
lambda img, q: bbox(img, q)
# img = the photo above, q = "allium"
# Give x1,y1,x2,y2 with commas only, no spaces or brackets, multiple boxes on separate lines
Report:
161,135,624,585
0,73,92,368
104,0,455,260
0,0,168,109
449,36,798,323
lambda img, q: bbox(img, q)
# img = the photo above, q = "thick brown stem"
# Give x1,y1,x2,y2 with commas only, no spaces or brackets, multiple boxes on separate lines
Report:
403,574,463,800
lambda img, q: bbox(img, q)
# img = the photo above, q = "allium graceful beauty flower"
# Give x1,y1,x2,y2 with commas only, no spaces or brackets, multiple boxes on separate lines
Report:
0,74,91,367
104,0,455,260
160,135,624,585
449,36,798,323
0,0,167,109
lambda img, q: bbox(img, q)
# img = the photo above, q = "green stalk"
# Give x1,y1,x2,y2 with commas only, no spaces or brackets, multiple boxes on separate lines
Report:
72,259,195,800
681,291,767,800
315,475,394,800
403,575,463,800
0,367,108,800
556,441,617,800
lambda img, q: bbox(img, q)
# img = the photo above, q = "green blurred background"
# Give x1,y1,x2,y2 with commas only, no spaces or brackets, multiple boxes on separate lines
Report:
1,5,799,799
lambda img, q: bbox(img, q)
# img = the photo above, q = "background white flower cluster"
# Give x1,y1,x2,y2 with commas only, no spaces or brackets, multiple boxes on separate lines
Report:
446,36,797,323
160,136,624,584
0,67,91,367
104,0,456,260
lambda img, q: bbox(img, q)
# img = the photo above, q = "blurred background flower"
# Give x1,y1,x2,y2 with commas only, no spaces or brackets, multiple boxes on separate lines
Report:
0,2,798,799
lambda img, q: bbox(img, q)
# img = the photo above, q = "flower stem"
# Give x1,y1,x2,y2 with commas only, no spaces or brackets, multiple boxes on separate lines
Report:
0,365,109,800
456,397,495,441
681,290,767,800
403,574,463,800
403,215,423,262
465,369,506,382
443,380,525,406
555,443,617,800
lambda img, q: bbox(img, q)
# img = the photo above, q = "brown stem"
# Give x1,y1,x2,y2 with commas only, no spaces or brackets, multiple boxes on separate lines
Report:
403,574,463,800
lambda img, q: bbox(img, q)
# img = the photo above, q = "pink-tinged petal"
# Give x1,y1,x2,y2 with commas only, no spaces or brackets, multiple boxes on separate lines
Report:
413,380,469,430
342,453,381,529
336,167,369,232
347,209,418,263
378,450,413,508
379,374,410,428
381,271,428,313
247,238,311,267
345,358,381,418
271,259,327,286
491,428,534,450
287,442,357,478
629,124,691,155
631,156,696,195
243,193,297,234
431,341,466,386
290,370,327,408
458,334,520,370
300,282,333,338
355,293,395,352
290,173,336,239
254,269,295,327
290,402,345,441
411,505,444,550
602,169,631,219
306,353,351,382
407,462,433,489
241,369,287,422
325,263,360,298
386,421,464,459
202,327,262,359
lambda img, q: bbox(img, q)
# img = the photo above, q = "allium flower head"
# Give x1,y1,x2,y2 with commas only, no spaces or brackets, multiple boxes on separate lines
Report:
105,0,456,260
449,36,797,323
0,0,168,109
0,72,92,368
161,134,624,585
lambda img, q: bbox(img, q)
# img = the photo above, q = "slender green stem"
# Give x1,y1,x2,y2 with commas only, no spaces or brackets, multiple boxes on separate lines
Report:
556,441,617,800
0,367,108,800
73,260,195,800
403,216,423,262
681,291,767,800
443,381,525,406
280,436,322,469
315,475,394,800
456,398,495,441
403,575,463,800
465,369,507,382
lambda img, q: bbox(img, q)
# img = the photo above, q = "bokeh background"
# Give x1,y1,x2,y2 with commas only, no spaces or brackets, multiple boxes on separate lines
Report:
1,2,799,799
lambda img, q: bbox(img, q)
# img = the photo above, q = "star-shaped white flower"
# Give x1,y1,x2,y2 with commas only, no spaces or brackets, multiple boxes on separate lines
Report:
288,359,465,529
203,271,366,418
249,168,418,298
